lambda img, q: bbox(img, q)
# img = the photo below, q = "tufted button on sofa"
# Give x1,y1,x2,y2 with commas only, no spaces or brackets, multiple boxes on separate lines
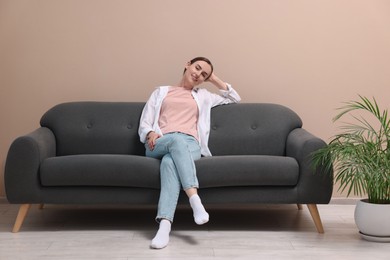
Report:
5,102,333,232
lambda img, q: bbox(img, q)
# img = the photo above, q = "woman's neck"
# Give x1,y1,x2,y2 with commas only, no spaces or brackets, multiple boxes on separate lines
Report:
178,78,194,90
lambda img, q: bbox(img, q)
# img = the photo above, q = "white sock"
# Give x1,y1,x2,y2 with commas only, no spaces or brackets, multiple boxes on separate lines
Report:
189,194,209,225
150,219,171,249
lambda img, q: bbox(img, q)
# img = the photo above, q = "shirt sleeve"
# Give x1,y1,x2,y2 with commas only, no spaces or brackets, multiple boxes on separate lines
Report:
209,83,241,107
138,89,159,143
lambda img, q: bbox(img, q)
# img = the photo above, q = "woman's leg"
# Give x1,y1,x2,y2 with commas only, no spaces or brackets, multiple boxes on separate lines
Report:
150,153,181,249
170,135,208,225
146,133,203,221
157,154,181,222
146,133,206,249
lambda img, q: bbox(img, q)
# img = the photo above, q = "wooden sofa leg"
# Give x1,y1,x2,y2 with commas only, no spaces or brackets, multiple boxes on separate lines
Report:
38,204,44,209
297,204,303,210
12,204,31,233
307,204,324,233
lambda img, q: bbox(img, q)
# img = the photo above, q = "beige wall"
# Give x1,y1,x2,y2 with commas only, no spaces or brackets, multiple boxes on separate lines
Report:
1,0,389,198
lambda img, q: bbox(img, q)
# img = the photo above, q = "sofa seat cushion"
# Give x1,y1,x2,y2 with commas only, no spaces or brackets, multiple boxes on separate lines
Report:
40,154,299,189
40,155,161,188
196,155,299,188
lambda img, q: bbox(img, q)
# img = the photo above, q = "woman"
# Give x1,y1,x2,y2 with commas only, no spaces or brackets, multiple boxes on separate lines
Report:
138,57,241,249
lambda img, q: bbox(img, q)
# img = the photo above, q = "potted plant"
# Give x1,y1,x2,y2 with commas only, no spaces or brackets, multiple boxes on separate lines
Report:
312,95,390,242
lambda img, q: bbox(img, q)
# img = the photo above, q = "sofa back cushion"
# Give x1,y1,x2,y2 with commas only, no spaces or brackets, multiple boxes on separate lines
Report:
41,102,302,157
209,103,302,156
41,102,146,156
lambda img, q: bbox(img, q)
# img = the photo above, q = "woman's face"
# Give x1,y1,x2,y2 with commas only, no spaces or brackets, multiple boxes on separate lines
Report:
184,60,212,88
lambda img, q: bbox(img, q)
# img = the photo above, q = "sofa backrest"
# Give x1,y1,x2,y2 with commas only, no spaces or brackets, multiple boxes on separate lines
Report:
41,102,146,156
41,102,302,157
208,103,302,156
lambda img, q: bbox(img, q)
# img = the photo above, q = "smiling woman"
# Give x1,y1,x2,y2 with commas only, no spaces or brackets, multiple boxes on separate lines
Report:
138,57,241,249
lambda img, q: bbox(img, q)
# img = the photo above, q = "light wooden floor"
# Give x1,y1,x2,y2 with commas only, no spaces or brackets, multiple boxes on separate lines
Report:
1,201,389,259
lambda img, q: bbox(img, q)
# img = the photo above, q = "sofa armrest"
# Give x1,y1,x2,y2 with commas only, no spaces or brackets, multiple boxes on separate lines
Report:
286,128,333,203
5,127,56,203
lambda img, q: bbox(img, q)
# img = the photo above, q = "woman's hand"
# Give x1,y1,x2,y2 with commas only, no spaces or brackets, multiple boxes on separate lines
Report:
207,73,228,90
147,131,161,151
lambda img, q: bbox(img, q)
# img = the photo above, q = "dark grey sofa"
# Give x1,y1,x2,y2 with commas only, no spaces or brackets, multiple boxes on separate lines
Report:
5,102,333,232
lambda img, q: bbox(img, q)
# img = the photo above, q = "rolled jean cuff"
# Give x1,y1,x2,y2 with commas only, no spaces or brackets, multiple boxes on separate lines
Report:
156,216,174,223
183,185,199,190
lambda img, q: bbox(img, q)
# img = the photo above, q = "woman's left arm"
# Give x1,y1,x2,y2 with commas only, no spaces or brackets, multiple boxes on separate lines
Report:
208,73,228,91
207,73,241,105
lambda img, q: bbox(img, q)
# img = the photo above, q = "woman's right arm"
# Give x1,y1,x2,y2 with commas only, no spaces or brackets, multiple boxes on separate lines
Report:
138,90,158,143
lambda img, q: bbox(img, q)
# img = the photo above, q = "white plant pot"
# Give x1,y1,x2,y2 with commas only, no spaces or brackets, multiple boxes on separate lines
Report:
354,199,390,242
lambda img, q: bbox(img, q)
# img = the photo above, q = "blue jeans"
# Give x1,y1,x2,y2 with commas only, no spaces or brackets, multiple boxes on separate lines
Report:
145,132,201,222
